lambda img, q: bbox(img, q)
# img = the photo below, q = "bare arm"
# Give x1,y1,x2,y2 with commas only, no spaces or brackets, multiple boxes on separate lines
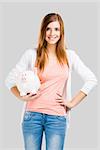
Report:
11,86,41,101
11,86,21,99
56,90,87,109
66,90,87,108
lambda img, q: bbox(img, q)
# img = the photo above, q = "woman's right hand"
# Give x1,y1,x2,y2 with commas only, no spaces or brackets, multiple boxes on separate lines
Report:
20,91,41,101
11,86,41,101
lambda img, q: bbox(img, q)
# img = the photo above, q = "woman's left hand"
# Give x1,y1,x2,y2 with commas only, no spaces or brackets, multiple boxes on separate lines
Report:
56,93,73,110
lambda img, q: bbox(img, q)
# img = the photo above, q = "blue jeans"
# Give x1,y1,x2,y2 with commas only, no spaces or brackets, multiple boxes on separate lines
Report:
22,111,68,150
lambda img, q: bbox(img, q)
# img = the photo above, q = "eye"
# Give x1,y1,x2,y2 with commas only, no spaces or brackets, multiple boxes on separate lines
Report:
46,27,50,31
55,28,60,31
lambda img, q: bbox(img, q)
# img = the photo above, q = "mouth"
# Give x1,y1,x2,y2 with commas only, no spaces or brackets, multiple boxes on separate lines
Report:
48,36,57,40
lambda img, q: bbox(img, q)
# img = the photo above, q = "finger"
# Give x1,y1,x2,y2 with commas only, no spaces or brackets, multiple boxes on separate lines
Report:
26,95,37,100
31,94,37,96
56,99,65,105
56,97,64,101
56,101,65,106
56,98,63,101
60,102,65,105
29,93,40,99
29,93,36,97
56,93,62,97
26,92,33,96
56,100,64,104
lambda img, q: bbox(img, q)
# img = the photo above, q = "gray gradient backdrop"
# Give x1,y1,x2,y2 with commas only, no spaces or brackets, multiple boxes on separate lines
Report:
0,1,99,150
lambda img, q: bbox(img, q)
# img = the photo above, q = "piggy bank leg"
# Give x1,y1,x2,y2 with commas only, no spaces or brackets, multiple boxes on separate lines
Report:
31,89,37,95
20,92,26,96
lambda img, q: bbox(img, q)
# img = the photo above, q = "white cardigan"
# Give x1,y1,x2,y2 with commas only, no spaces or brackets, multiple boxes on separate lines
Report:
5,48,97,97
5,49,98,126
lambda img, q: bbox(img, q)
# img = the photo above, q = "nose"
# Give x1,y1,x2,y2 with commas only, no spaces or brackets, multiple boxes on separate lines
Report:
50,29,55,36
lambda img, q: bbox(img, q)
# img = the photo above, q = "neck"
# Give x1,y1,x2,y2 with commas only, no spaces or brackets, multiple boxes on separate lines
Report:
47,44,56,55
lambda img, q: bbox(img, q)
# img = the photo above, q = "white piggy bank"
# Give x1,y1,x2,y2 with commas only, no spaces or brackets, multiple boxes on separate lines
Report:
16,70,41,96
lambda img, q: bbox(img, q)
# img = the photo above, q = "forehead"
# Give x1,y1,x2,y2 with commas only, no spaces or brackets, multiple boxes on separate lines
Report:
47,21,60,28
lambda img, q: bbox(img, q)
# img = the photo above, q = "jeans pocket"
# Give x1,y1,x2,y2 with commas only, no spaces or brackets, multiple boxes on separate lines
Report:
56,115,66,122
23,111,33,121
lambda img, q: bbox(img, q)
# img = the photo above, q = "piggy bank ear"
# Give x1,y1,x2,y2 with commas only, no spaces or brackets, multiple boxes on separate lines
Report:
16,71,23,82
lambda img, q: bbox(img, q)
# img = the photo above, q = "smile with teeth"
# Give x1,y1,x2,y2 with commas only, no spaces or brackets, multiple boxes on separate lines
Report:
48,36,57,40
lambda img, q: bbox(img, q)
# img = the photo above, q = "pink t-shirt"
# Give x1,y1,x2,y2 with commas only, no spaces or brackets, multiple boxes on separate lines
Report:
25,58,69,116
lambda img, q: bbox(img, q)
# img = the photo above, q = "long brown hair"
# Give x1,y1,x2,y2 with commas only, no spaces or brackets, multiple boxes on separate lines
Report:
35,13,69,72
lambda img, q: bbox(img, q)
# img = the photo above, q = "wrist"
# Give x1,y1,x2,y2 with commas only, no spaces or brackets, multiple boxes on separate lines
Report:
65,101,74,109
70,101,76,108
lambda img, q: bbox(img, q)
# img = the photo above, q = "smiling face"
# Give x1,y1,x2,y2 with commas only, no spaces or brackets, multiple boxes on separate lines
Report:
45,21,60,45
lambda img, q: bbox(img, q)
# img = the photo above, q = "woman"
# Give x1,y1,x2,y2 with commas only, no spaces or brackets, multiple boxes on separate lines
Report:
5,13,98,150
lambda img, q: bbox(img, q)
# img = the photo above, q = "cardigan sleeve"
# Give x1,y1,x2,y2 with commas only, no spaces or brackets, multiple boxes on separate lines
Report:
5,50,31,90
72,51,98,95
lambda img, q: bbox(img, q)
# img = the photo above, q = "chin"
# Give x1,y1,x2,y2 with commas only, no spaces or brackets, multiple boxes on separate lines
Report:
48,42,57,45
47,40,59,45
